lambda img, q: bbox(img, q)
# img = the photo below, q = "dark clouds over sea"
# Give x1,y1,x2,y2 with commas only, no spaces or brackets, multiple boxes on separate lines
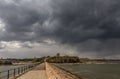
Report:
0,0,120,58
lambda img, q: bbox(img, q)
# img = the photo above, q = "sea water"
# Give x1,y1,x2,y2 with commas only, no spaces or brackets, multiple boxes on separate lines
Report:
58,63,120,79
0,65,23,79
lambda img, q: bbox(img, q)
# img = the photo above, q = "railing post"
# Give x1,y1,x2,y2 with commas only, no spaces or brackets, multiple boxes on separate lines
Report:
21,67,22,73
0,72,1,79
18,68,20,74
25,66,26,71
24,66,26,72
22,66,24,73
22,67,23,73
7,70,9,79
25,66,27,71
14,69,15,77
26,66,27,71
24,66,25,72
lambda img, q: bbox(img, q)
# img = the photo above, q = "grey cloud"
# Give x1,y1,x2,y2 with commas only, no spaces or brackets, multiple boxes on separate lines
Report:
51,0,120,42
50,0,120,57
0,0,50,41
76,39,120,57
0,0,120,58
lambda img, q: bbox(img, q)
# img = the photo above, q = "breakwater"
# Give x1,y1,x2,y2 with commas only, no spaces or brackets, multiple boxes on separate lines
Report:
45,62,81,79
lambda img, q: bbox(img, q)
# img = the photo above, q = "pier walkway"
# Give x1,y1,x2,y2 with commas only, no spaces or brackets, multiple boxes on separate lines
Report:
16,62,81,79
17,63,46,79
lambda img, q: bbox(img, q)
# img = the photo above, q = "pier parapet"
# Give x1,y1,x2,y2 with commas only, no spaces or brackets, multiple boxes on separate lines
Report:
45,62,81,79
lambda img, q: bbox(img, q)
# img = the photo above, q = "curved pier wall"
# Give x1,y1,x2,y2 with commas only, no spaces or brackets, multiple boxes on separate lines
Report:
45,62,82,79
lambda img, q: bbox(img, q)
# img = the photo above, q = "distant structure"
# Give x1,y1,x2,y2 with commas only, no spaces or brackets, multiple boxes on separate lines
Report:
46,53,80,63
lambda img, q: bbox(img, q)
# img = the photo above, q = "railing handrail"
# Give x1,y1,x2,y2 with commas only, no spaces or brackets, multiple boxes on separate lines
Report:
0,62,41,79
0,64,31,73
0,62,40,73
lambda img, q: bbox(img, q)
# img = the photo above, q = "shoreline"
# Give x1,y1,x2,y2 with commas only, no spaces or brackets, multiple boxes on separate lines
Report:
0,61,119,66
54,62,120,65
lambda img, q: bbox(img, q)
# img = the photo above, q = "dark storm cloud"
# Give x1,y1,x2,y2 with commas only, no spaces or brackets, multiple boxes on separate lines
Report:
0,0,120,58
49,0,120,57
51,0,120,43
0,0,50,41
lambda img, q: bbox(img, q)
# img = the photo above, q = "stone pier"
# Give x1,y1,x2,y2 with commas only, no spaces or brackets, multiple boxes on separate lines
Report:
16,62,81,79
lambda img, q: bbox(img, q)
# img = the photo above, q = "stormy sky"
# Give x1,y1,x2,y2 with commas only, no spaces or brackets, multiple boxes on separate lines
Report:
0,0,120,59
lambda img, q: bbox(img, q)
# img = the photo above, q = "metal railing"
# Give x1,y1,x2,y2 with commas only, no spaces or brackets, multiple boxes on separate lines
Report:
0,63,40,79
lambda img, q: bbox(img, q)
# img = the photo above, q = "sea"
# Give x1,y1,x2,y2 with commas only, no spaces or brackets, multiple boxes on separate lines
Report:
58,63,120,79
0,65,24,79
0,63,120,79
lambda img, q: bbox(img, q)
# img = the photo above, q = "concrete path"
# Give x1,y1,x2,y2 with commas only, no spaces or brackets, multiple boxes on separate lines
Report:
17,63,46,79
